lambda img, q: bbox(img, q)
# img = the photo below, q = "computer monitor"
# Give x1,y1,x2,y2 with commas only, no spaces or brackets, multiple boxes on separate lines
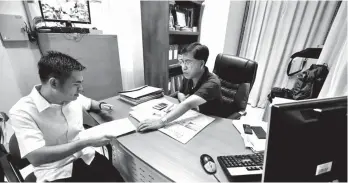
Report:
39,0,91,27
262,96,347,182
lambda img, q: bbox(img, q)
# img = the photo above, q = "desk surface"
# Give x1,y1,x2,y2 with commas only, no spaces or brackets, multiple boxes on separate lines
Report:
88,96,253,182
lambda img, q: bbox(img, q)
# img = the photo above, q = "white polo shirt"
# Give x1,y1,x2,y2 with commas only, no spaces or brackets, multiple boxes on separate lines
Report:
9,85,96,182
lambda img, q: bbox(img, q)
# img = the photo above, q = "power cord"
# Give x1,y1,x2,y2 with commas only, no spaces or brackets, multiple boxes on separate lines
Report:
23,21,44,56
213,174,220,182
23,21,36,42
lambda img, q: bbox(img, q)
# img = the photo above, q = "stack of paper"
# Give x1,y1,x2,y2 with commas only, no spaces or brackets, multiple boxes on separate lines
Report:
119,85,164,105
232,116,268,153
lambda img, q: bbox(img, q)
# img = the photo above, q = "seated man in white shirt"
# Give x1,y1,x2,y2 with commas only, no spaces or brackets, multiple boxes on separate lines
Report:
9,51,124,182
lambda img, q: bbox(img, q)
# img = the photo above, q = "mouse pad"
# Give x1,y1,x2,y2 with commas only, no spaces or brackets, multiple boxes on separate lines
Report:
251,126,266,139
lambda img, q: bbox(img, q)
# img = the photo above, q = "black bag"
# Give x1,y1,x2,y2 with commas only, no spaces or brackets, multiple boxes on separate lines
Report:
267,87,293,103
268,48,329,102
268,64,329,101
291,64,329,100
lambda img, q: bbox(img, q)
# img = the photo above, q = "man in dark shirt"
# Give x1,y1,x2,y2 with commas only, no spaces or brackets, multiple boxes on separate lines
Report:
137,42,222,132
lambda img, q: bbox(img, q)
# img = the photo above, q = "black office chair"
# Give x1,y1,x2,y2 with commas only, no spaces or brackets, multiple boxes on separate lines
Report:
0,144,25,182
213,54,258,119
4,127,111,183
0,112,36,182
8,134,36,182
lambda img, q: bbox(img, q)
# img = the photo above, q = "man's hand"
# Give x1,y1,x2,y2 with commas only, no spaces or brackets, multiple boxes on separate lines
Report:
85,134,114,147
100,103,113,111
177,92,187,103
137,118,165,133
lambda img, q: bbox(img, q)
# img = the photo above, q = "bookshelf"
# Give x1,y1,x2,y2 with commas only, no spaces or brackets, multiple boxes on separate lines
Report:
169,31,200,35
140,0,204,94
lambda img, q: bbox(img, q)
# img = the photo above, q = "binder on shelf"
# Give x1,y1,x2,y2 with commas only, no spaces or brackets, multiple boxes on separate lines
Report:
169,45,173,60
189,8,194,28
119,85,164,105
173,44,178,60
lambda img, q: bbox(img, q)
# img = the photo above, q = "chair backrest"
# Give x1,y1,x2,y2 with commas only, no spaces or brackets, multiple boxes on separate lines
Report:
9,135,30,170
213,54,258,115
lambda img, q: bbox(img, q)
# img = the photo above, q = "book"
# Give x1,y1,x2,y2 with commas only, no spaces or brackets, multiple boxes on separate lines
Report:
119,85,164,105
120,92,164,106
119,85,162,98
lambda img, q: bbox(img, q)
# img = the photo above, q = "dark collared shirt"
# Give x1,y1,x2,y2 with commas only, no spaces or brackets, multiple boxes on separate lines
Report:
180,67,222,116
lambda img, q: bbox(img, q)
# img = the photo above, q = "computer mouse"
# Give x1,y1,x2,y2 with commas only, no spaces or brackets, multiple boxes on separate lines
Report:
200,154,217,174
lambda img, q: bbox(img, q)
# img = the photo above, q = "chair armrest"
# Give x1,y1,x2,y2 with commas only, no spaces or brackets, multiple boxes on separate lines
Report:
227,111,247,120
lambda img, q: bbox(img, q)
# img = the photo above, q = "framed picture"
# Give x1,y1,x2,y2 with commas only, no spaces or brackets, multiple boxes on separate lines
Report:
175,10,186,27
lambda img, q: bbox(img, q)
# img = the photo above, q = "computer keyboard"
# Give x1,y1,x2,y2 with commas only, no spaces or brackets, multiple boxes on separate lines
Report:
36,26,89,34
217,152,264,181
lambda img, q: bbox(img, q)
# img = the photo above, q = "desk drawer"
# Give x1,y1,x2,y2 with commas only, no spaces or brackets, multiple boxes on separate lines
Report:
111,140,171,182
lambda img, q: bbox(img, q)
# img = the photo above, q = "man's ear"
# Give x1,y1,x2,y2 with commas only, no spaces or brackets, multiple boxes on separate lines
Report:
48,77,58,89
200,60,205,69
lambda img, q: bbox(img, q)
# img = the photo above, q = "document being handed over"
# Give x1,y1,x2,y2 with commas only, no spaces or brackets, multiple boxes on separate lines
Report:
78,118,136,140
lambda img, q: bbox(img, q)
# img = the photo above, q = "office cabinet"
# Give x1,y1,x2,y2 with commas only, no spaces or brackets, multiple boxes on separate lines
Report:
111,140,171,182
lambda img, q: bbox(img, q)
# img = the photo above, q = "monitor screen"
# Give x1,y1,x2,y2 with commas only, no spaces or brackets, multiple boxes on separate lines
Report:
263,96,347,182
39,0,91,24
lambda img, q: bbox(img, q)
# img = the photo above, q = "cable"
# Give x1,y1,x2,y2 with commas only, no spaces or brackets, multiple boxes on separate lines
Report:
213,174,220,182
35,31,44,56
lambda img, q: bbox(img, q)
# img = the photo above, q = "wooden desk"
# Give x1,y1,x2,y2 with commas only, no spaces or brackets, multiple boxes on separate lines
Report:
87,96,253,182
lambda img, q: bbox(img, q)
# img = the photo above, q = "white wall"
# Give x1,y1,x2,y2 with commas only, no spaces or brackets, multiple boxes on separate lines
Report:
27,0,145,90
200,0,231,71
0,0,42,113
223,1,246,56
95,0,144,90
0,0,144,112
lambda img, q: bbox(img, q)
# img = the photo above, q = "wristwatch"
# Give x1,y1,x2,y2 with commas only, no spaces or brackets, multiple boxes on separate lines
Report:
160,117,168,127
99,102,106,110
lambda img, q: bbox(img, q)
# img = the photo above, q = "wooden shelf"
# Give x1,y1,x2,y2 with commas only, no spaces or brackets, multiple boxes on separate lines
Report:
175,0,204,5
189,0,204,5
169,31,199,35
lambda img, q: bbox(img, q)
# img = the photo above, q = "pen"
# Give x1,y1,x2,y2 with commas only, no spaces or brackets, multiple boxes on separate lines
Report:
152,112,162,117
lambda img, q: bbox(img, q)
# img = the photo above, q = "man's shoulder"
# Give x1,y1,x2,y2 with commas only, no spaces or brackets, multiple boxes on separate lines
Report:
9,95,37,117
205,71,221,86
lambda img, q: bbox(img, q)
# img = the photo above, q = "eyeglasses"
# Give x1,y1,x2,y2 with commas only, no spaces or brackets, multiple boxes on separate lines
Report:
178,59,194,66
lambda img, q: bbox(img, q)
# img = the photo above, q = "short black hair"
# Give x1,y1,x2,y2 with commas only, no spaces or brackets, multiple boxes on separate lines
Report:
180,42,209,64
38,51,86,84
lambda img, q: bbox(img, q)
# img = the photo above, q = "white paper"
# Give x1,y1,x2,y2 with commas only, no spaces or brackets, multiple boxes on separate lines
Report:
120,86,162,99
232,117,268,152
78,118,136,140
159,110,215,144
130,104,215,144
272,97,297,104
